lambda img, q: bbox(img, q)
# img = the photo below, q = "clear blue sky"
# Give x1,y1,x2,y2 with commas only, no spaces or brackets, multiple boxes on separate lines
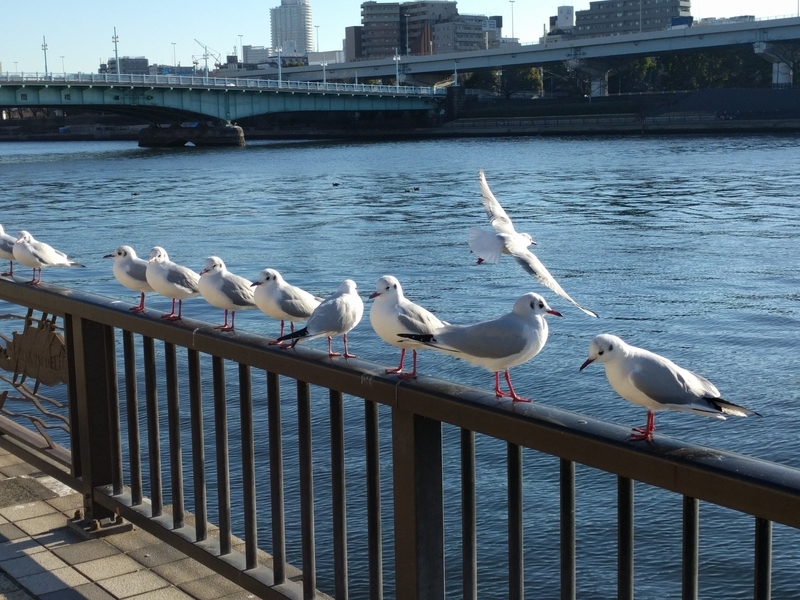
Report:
1,1,797,73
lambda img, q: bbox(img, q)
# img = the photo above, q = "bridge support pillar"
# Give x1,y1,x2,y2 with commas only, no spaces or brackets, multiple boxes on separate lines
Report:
138,123,245,148
753,42,797,86
568,59,610,97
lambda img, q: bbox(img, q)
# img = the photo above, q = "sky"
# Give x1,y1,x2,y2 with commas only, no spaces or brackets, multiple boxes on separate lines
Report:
1,1,798,74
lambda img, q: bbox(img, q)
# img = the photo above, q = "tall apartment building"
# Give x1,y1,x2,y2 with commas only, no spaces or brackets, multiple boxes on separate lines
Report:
433,14,499,54
361,2,402,59
270,0,314,54
575,0,691,36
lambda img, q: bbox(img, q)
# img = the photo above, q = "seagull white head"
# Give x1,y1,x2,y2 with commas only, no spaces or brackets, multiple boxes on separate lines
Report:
104,245,137,261
512,292,562,320
16,231,32,243
200,256,226,275
520,232,536,247
338,279,359,295
251,268,284,287
580,334,625,371
0,225,5,236
149,246,169,263
369,275,403,300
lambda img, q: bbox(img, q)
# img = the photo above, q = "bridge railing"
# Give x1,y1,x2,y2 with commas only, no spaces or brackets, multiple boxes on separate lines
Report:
0,72,446,96
0,278,798,599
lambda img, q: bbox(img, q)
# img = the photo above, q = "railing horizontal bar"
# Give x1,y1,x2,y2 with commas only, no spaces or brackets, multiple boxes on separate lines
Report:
5,280,800,530
92,487,304,600
0,423,73,483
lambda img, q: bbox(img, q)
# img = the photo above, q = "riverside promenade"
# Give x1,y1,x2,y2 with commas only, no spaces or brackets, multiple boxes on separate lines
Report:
0,447,257,600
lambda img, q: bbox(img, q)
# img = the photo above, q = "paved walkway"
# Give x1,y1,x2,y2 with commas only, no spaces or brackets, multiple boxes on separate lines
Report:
0,447,257,600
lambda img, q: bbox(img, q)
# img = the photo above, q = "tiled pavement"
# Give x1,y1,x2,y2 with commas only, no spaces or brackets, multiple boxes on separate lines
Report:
0,448,258,600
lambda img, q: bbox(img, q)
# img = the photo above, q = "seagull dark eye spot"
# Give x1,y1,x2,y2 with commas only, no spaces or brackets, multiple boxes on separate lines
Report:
529,302,535,309
609,346,613,351
538,302,544,309
598,350,605,355
393,284,397,289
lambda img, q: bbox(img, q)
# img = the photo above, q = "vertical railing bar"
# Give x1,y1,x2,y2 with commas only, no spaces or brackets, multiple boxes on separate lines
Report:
212,356,231,555
617,476,634,600
239,363,258,570
297,380,316,600
462,429,477,600
164,342,184,529
122,330,142,505
143,336,162,516
105,326,123,496
267,371,286,584
561,458,576,600
754,517,772,600
187,349,207,541
64,314,83,482
508,442,523,600
365,399,383,600
330,389,349,600
682,496,699,600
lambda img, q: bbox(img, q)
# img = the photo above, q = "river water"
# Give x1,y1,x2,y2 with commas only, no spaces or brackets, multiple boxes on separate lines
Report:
1,136,799,599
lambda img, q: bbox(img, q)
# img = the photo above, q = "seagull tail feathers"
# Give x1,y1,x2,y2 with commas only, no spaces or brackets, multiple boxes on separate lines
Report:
277,327,309,343
710,397,761,418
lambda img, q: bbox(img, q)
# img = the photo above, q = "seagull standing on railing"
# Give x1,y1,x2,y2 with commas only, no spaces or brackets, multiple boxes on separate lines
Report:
369,275,445,379
145,246,201,321
399,292,562,402
579,334,760,441
104,245,153,313
251,268,323,344
469,170,597,318
277,279,364,358
12,230,83,284
0,225,15,277
198,256,256,331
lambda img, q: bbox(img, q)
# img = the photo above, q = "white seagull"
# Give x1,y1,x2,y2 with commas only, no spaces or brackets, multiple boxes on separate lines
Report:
400,292,561,402
145,246,201,321
277,279,364,358
104,245,154,313
579,334,760,441
12,230,83,284
369,275,445,379
198,256,256,331
251,268,323,344
469,170,597,318
0,225,16,277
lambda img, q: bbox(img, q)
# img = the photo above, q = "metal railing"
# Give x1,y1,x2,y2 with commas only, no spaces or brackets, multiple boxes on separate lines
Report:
0,72,446,97
1,277,799,599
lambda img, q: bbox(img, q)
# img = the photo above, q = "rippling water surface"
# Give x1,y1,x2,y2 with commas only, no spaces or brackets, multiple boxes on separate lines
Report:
1,136,799,599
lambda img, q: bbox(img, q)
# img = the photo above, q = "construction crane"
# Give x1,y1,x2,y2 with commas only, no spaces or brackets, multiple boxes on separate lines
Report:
193,39,224,77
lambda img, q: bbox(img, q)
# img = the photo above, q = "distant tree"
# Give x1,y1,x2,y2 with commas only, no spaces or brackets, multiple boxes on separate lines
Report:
464,66,542,98
656,48,772,90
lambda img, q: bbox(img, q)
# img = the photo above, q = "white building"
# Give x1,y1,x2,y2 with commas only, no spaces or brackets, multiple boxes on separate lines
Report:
243,45,271,65
270,0,314,54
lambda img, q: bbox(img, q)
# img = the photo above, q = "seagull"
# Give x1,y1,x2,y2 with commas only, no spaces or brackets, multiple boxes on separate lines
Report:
277,279,364,358
104,245,154,313
399,292,561,402
251,268,323,344
0,225,15,277
579,334,760,441
469,170,597,318
369,275,445,379
198,256,256,331
145,246,201,321
12,230,83,284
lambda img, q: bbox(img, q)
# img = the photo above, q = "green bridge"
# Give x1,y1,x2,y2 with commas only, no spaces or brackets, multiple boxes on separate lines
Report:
0,73,445,146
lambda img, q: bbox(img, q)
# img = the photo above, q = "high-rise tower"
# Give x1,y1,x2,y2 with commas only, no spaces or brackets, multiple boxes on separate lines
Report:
270,0,314,54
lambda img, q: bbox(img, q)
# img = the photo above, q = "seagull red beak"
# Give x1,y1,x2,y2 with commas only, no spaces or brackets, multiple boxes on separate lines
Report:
547,309,563,317
369,292,380,299
251,281,261,287
200,268,209,275
103,253,114,259
579,357,595,371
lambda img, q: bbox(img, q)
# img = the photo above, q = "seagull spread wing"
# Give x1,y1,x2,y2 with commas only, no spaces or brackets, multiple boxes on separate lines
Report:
468,227,505,264
506,239,598,318
479,170,517,236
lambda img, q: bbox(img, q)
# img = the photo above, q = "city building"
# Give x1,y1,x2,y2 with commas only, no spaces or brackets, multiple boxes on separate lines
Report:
344,26,364,61
360,2,402,59
99,57,149,75
243,45,271,65
270,0,314,54
148,64,196,76
574,0,691,37
433,14,502,54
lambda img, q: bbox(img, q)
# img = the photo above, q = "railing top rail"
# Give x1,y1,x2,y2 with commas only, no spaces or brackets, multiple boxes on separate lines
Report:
0,72,443,97
2,277,799,529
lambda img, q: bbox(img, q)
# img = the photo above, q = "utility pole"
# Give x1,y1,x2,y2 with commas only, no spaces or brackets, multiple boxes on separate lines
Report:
510,1,515,40
315,25,320,53
172,43,176,67
112,27,120,81
405,13,410,55
41,36,48,75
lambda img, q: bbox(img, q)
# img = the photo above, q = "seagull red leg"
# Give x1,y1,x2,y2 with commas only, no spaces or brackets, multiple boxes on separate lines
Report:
130,292,146,313
215,309,234,331
343,333,357,359
503,370,531,403
1,261,11,277
386,348,407,374
397,349,418,380
631,411,656,441
328,336,341,357
167,299,184,321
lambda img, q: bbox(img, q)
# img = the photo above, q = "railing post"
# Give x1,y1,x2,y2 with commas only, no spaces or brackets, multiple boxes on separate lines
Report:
66,316,117,521
754,518,772,600
393,409,444,600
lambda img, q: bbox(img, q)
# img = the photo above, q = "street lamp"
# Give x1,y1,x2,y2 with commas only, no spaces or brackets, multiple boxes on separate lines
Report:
60,56,65,76
404,13,411,55
315,25,320,53
41,36,48,76
112,27,120,81
13,62,18,73
321,60,328,85
510,1,515,40
393,48,401,90
172,43,176,67
239,34,243,65
276,47,282,87
453,60,459,86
